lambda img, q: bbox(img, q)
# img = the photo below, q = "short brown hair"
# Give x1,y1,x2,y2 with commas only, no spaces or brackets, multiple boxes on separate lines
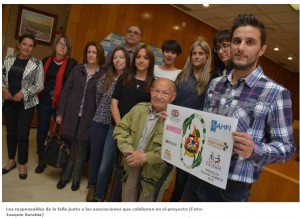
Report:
19,33,36,47
52,35,73,57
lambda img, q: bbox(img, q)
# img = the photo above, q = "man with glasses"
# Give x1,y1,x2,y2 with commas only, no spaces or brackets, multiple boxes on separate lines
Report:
183,14,296,202
104,25,142,69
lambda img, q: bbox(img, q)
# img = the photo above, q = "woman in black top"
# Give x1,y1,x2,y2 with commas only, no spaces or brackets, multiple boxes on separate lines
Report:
106,44,155,201
35,35,77,174
2,34,44,180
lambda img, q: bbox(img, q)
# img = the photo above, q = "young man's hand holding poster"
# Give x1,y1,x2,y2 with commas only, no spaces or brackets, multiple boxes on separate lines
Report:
161,104,238,189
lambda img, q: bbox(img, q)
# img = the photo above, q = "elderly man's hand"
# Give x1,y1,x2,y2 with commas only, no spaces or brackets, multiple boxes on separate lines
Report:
123,150,147,167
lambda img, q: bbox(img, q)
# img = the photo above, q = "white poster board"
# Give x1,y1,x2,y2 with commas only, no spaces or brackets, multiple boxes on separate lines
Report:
161,104,238,189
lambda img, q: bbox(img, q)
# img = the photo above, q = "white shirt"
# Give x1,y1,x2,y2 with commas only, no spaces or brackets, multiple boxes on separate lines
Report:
154,65,181,82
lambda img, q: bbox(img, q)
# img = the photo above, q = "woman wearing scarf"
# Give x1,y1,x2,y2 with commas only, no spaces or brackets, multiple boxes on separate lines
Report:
35,35,77,174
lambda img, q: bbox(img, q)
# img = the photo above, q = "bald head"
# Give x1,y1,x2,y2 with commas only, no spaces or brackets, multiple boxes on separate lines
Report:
151,78,177,113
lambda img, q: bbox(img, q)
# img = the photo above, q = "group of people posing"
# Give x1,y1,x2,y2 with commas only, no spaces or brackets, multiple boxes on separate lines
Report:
2,14,296,202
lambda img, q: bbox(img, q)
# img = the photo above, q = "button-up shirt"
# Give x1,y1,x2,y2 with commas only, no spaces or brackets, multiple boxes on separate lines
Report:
137,106,159,151
204,65,296,183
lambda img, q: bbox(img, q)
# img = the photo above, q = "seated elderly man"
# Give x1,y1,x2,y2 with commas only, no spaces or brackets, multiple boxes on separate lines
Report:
114,78,176,202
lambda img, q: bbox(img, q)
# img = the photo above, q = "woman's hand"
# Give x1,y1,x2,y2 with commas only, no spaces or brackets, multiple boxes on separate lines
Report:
12,91,24,102
56,115,63,125
2,87,12,100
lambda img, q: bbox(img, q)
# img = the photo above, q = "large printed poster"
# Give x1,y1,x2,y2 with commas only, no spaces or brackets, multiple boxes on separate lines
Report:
161,104,238,189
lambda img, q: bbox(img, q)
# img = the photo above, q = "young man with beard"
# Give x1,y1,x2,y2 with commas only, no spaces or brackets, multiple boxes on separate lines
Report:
183,14,296,202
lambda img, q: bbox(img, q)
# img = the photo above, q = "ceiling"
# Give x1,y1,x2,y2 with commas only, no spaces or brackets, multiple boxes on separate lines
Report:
172,4,299,73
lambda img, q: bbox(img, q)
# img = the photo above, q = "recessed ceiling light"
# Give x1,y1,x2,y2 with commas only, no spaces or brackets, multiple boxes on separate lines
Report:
203,4,210,7
288,57,293,60
274,47,279,51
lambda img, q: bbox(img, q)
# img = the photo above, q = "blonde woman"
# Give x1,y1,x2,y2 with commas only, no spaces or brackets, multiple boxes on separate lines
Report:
171,40,212,201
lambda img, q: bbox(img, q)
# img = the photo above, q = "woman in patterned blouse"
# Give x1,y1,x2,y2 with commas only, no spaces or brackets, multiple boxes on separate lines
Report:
86,47,130,201
2,34,44,180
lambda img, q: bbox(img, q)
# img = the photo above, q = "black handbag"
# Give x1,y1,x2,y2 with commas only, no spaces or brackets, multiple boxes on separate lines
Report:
42,123,70,168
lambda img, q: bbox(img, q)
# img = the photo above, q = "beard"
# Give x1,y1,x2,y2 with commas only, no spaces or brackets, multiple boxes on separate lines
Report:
233,59,257,71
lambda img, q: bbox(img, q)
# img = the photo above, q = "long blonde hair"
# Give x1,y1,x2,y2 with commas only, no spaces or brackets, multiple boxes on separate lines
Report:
176,40,211,95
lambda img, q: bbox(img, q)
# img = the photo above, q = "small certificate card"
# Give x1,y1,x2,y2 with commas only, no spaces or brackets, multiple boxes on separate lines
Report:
161,104,238,189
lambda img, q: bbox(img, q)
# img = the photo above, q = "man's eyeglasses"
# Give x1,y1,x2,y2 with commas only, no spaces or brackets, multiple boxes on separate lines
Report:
213,43,230,53
126,29,141,36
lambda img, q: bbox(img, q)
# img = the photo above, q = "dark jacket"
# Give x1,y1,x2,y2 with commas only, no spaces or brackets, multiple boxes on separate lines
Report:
56,64,105,140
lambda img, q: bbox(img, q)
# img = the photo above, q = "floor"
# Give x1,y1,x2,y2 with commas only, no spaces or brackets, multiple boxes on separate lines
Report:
2,125,88,202
1,124,177,202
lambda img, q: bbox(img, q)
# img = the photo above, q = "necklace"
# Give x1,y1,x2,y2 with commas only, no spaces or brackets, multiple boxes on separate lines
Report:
136,79,141,90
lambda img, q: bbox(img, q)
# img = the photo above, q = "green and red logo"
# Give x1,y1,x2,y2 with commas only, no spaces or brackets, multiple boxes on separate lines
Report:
180,113,206,169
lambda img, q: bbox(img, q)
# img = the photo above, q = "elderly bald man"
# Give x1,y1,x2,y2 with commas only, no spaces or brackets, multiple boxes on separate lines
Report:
114,78,176,202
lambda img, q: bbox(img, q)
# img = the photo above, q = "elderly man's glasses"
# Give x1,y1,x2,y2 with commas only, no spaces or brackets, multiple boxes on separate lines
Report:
214,43,230,53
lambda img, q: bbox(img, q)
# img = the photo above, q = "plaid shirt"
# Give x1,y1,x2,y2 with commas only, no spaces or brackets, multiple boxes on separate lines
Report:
204,65,296,183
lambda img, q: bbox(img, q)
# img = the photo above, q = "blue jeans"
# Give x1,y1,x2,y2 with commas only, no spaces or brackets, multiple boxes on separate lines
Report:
88,121,109,185
36,103,56,156
95,124,122,201
183,174,252,202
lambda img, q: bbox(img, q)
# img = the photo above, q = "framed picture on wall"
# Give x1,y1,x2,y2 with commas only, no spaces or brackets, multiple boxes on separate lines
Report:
15,5,57,45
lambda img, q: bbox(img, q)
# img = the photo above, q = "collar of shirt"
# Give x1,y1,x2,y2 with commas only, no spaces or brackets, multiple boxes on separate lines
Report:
148,105,160,120
227,65,263,88
123,42,139,54
84,63,99,75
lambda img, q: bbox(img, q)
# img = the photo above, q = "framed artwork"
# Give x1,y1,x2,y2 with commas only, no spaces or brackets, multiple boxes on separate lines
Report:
15,5,57,45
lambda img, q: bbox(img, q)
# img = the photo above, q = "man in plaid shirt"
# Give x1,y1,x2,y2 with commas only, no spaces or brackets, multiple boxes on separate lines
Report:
183,14,296,202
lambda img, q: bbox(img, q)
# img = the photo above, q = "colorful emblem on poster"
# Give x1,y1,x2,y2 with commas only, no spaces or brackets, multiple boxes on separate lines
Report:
180,113,206,169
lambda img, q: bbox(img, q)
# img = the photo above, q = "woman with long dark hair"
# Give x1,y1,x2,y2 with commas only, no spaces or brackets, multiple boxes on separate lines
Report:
94,44,155,201
86,47,130,201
